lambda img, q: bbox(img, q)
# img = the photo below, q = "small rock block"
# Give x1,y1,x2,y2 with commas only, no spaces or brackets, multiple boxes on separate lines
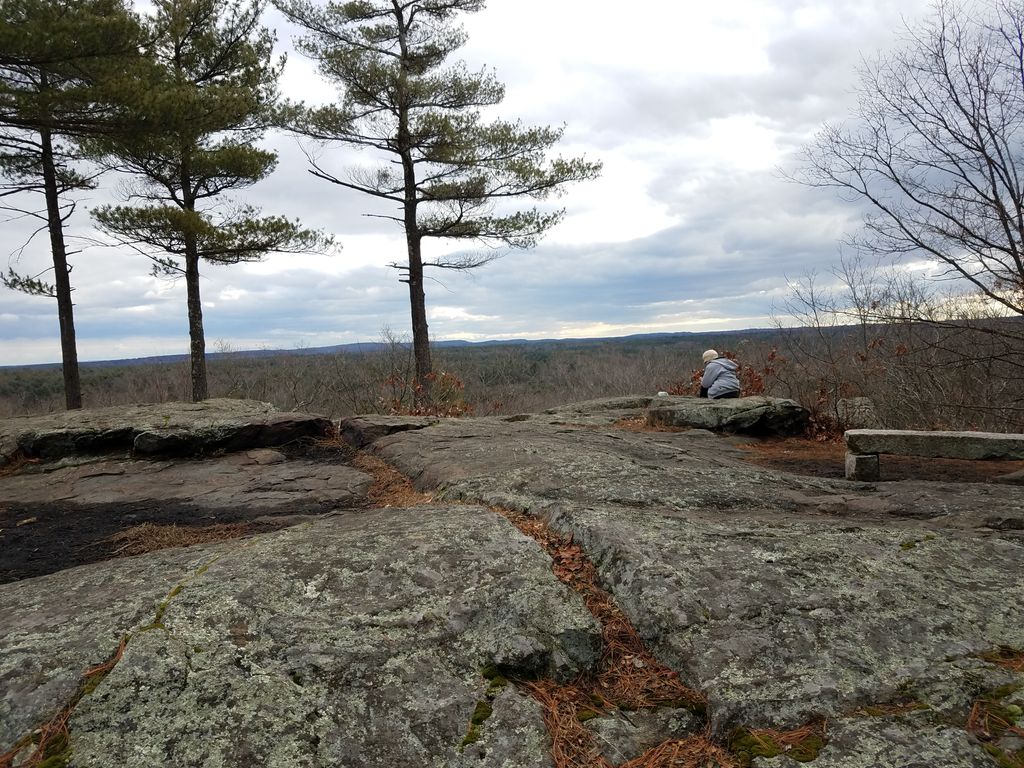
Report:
845,452,879,481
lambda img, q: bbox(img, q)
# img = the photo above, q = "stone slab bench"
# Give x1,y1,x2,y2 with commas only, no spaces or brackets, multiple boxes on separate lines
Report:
844,428,1024,481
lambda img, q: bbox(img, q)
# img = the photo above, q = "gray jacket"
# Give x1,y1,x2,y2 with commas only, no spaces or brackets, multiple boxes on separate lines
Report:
701,357,741,398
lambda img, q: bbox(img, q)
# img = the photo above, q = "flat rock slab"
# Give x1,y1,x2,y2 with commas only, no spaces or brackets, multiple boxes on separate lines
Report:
0,399,333,464
0,448,373,583
340,414,439,448
550,505,1023,732
846,428,1024,460
351,405,1024,765
647,395,810,435
1,506,600,767
543,396,658,425
0,546,218,753
0,449,370,510
4,397,1021,768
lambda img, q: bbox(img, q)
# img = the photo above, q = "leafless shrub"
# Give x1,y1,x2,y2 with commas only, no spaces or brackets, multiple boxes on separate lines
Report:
774,254,1024,432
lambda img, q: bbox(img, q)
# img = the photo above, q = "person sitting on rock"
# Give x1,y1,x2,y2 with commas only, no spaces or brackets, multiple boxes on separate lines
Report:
699,349,741,399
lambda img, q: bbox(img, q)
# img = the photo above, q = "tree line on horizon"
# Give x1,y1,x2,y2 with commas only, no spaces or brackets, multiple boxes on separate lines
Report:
0,0,600,409
3,317,1021,434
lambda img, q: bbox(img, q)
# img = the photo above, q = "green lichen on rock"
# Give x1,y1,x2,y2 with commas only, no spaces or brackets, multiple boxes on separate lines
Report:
36,732,71,768
459,723,483,749
6,723,72,768
457,666,512,751
469,700,493,726
81,668,113,697
458,702,494,749
153,584,183,624
2,557,215,766
672,697,708,720
730,728,784,761
785,734,825,762
900,534,936,551
457,662,521,751
480,662,510,694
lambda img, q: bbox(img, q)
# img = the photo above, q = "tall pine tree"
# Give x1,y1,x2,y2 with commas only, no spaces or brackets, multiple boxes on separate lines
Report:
275,0,601,400
0,0,143,409
91,0,328,402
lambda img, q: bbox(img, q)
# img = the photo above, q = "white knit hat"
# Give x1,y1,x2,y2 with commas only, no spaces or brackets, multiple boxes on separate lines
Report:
702,349,718,364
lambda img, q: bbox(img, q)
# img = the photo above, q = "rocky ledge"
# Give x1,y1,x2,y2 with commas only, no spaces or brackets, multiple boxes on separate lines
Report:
646,395,809,435
0,399,333,465
0,397,1021,768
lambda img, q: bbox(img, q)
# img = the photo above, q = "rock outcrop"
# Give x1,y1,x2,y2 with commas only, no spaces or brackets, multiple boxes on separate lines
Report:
1,397,1021,768
0,399,332,465
836,397,883,430
646,395,809,435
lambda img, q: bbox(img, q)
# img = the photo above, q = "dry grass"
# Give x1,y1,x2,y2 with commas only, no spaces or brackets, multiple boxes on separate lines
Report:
350,451,434,507
734,721,827,761
596,615,704,712
0,451,39,478
612,417,688,434
981,647,1024,674
851,700,928,717
967,697,1024,741
735,437,844,462
106,522,268,557
619,737,738,768
523,676,735,768
494,505,709,768
523,681,612,768
497,506,703,709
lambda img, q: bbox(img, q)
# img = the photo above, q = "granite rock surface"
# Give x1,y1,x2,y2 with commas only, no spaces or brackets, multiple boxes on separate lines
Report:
1,507,597,767
1,397,1021,768
348,403,1024,766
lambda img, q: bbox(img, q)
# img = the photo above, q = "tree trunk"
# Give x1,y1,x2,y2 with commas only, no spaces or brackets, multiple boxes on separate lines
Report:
40,126,82,410
405,232,431,397
391,4,432,406
178,134,207,402
184,246,208,401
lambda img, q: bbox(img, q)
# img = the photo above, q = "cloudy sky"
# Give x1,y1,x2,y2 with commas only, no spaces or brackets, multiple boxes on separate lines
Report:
0,0,935,366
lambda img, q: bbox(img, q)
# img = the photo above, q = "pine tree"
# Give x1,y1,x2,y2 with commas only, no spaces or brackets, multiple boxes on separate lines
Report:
0,0,143,409
90,0,329,402
275,0,601,401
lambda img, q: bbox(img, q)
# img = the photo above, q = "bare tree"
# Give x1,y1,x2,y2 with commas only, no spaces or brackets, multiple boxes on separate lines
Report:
796,0,1024,317
775,251,1024,430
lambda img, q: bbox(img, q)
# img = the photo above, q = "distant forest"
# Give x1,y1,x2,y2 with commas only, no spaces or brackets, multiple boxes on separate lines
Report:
4,319,1023,434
